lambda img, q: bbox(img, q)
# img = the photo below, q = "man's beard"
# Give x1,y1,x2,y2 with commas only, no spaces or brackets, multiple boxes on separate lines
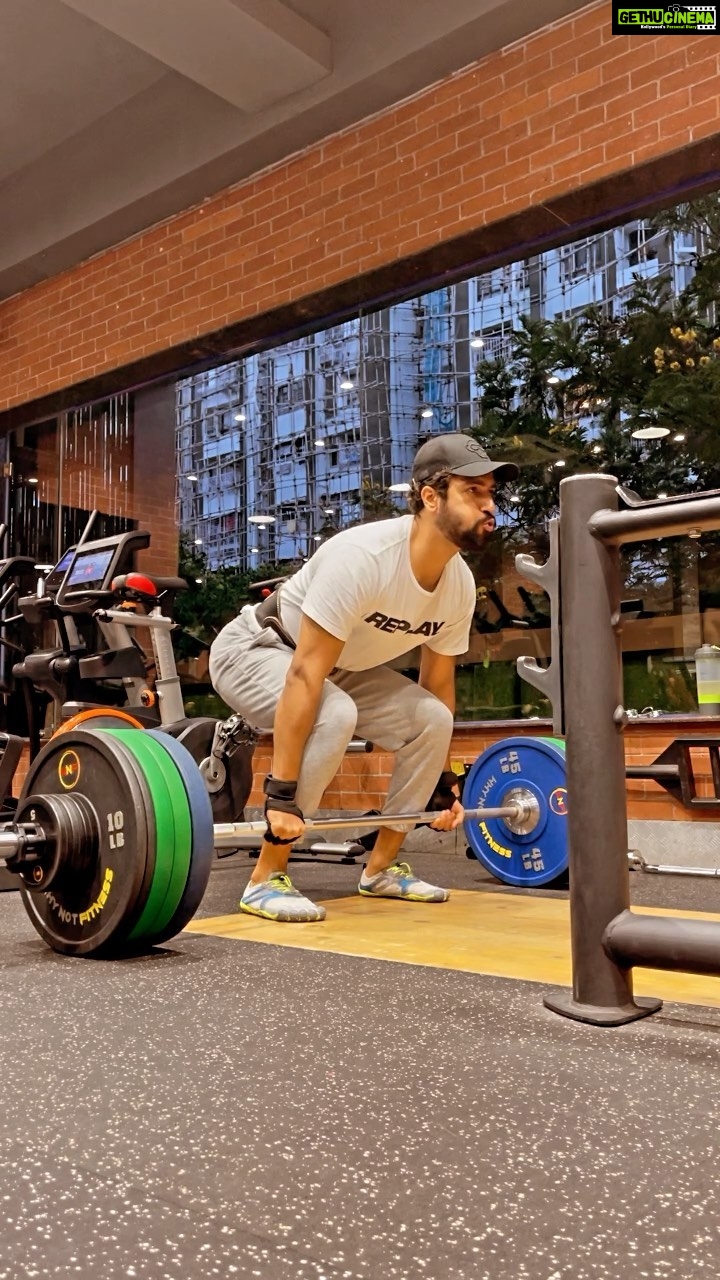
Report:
436,508,492,552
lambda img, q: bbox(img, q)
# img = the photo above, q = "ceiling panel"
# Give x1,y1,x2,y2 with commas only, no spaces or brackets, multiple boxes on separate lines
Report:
0,0,166,181
57,0,332,111
0,0,592,300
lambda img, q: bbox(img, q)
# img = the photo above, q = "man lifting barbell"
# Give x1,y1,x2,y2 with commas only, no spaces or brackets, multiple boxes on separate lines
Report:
209,433,519,922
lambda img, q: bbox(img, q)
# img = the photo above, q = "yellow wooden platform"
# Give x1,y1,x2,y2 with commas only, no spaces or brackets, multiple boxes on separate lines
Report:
184,890,720,1011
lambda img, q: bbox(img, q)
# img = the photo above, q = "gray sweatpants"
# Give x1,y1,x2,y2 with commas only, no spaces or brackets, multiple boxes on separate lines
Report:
209,606,454,824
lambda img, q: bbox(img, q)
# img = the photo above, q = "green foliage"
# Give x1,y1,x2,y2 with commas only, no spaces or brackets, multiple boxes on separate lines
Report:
473,198,720,548
172,533,297,658
455,662,551,720
357,477,403,522
623,656,697,715
471,197,720,605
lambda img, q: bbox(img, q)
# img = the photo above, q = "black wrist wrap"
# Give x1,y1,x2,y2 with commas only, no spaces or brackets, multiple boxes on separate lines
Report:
263,775,304,844
263,775,298,802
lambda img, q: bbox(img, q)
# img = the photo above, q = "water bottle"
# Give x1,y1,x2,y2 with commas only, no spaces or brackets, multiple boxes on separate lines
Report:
694,644,720,716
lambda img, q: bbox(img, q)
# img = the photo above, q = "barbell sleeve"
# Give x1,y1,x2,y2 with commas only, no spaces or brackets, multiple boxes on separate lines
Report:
212,803,530,847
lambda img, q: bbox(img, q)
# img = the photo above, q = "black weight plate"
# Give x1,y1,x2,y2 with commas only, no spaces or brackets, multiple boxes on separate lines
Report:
18,728,157,956
463,736,568,887
144,730,214,943
14,791,95,892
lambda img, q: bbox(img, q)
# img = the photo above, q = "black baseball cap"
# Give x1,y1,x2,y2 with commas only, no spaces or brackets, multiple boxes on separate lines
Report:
412,433,519,487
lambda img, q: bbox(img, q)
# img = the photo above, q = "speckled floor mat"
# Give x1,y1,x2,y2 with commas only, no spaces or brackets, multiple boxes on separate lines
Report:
2,878,720,1279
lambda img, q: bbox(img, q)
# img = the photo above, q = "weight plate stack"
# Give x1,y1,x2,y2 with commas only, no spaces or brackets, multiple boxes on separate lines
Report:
463,735,568,887
103,730,193,945
144,730,214,944
18,728,157,955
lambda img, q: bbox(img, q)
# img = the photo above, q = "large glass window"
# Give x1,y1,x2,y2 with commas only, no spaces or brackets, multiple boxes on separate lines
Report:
6,383,178,572
8,399,135,565
174,195,720,721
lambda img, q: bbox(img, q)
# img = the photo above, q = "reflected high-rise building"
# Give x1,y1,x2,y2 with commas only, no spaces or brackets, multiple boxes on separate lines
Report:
176,218,701,570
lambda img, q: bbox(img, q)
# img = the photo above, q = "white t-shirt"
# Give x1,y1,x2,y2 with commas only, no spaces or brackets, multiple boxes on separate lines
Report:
278,515,476,672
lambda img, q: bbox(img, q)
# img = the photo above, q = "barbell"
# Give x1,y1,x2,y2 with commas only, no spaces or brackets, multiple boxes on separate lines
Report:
213,796,539,843
1,726,552,957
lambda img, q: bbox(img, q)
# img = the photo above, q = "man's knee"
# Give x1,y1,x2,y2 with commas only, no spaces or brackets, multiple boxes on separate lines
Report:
317,691,358,745
417,693,454,740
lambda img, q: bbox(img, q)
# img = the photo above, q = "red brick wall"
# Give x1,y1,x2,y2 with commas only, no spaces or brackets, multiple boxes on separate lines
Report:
1,3,718,413
247,720,720,823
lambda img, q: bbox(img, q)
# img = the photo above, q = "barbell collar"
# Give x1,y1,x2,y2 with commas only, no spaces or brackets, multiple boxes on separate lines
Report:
212,802,535,847
0,823,51,858
0,794,99,890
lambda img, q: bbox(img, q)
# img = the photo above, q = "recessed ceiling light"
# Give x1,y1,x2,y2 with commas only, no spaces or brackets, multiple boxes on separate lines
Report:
27,477,39,484
194,539,203,545
547,376,561,385
187,473,198,481
340,380,354,390
234,413,246,422
248,514,275,524
555,459,566,468
315,439,326,448
388,483,411,493
470,338,484,349
632,426,670,439
421,409,433,418
249,547,259,554
673,432,686,442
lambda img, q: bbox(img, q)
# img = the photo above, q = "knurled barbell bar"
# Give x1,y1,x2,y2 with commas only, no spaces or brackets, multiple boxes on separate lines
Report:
213,792,539,844
0,726,554,957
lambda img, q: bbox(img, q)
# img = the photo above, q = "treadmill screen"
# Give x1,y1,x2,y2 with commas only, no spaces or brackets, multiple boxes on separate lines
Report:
44,548,75,593
65,547,115,591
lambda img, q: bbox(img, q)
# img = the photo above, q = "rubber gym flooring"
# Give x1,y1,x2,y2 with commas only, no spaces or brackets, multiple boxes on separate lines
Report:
2,836,720,1280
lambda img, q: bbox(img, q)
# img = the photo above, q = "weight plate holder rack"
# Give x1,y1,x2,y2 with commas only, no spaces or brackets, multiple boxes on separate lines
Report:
463,736,568,887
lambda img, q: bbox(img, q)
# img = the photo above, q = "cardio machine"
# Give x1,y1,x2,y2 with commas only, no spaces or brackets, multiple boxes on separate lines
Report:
10,515,255,827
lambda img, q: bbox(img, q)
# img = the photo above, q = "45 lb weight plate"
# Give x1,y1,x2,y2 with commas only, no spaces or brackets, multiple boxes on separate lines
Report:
463,736,568,887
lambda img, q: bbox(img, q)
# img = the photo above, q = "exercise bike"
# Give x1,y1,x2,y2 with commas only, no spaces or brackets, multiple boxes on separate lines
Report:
11,515,255,827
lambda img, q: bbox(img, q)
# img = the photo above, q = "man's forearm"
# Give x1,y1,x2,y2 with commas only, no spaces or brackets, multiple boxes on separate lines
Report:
271,669,324,782
418,674,456,769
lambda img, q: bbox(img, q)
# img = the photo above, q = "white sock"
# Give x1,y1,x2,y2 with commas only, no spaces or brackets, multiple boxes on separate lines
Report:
360,869,384,885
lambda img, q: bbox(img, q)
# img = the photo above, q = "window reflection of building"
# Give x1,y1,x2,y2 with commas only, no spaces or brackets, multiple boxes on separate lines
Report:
177,216,704,575
173,212,712,719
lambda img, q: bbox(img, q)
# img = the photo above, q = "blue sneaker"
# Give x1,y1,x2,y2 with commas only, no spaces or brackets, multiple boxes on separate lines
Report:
358,862,449,903
239,873,326,922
